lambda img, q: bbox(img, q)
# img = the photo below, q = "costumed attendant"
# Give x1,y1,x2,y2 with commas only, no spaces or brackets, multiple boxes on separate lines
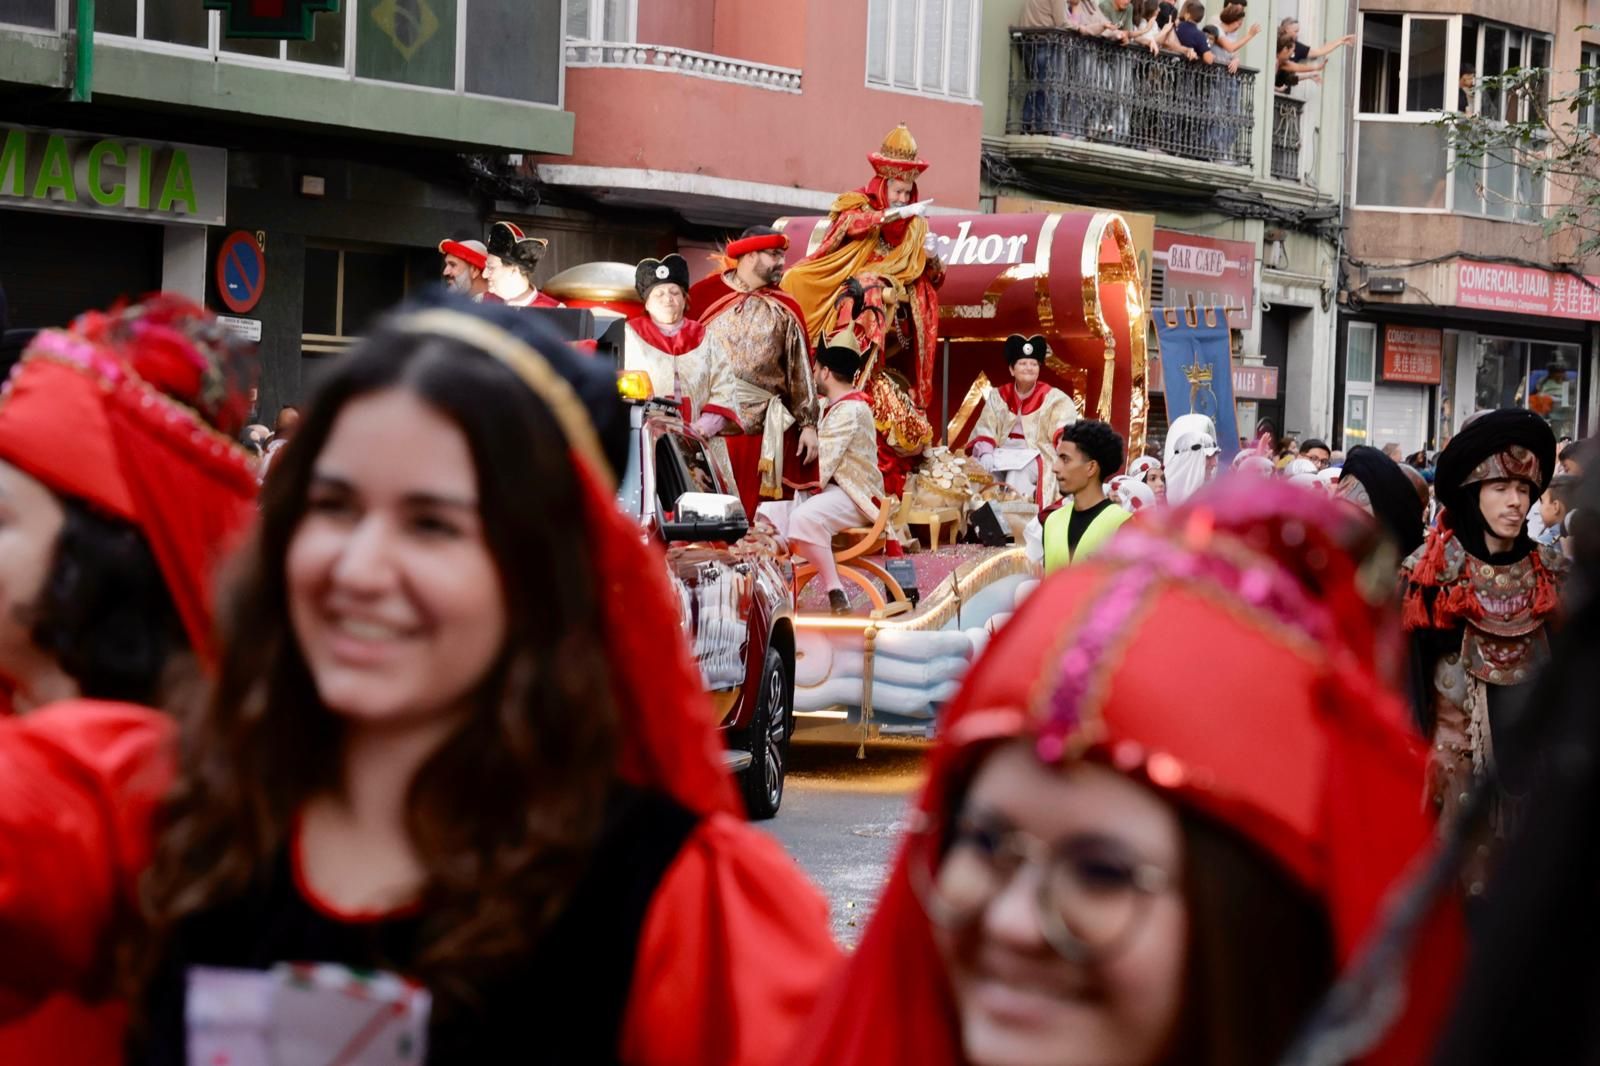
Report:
438,237,490,302
484,221,565,309
756,330,883,617
1164,412,1220,505
622,254,741,489
1335,445,1425,558
0,297,259,1064
689,226,819,516
1127,454,1166,501
1041,419,1132,572
968,334,1079,509
785,480,1462,1066
1401,409,1565,894
0,298,839,1065
1109,474,1157,515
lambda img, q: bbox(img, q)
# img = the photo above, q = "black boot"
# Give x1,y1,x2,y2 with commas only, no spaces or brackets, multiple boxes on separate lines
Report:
828,589,850,616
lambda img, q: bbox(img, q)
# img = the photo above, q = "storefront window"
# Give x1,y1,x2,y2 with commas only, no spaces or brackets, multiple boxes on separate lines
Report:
1474,336,1525,411
1529,342,1581,441
1470,336,1584,441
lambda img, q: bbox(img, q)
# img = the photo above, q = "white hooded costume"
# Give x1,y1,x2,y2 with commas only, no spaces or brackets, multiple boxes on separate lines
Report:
1163,413,1220,505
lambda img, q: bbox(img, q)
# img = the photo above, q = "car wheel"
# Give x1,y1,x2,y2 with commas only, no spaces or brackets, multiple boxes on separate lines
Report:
741,646,790,820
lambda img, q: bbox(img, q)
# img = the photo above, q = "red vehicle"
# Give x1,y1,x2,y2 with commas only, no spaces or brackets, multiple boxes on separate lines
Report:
615,390,797,818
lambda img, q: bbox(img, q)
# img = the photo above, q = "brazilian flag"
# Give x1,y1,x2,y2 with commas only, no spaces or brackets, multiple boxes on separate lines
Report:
356,0,457,89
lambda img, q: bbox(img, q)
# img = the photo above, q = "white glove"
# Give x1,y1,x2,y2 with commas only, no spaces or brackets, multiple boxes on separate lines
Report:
971,441,997,470
692,413,728,438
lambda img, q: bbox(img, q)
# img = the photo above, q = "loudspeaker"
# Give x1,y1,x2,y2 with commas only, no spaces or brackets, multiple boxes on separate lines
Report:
968,502,1011,547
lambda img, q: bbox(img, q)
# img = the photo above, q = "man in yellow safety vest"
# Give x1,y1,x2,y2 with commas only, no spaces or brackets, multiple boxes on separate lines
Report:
1042,419,1132,573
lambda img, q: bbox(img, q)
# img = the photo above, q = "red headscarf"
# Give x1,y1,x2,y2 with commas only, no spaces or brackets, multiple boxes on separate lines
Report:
787,478,1461,1066
0,296,258,667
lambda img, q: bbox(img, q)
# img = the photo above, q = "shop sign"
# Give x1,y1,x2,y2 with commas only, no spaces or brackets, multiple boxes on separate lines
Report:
1456,259,1600,321
0,125,225,226
1382,325,1442,384
1153,229,1256,329
1147,355,1279,398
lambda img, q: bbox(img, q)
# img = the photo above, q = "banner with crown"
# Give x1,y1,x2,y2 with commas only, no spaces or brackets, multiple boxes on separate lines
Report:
1151,305,1239,459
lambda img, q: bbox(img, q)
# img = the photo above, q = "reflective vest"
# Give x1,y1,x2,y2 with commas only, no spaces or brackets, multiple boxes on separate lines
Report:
1042,502,1131,573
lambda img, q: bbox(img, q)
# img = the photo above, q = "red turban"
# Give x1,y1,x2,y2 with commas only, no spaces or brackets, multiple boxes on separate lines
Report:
0,296,259,666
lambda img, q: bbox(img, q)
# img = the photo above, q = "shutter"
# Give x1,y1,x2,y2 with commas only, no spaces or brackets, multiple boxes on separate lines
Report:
0,211,162,329
1370,384,1428,456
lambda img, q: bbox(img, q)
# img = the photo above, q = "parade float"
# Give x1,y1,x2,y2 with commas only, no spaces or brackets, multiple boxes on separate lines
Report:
768,208,1148,743
544,207,1148,746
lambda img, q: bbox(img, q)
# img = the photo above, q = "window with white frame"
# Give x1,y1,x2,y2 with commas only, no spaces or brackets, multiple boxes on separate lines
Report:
866,0,978,99
1355,12,1547,219
566,0,634,42
1453,18,1549,222
64,1,563,105
1579,45,1600,130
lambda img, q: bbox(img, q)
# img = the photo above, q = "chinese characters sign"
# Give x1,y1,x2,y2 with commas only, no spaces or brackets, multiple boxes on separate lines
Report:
1382,325,1442,384
1456,259,1600,320
1153,230,1256,330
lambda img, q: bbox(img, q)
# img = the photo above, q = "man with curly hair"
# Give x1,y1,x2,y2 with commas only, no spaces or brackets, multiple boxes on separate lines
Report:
1041,419,1131,572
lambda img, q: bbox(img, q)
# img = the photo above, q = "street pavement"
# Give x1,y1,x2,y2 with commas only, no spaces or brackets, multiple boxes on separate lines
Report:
762,740,929,946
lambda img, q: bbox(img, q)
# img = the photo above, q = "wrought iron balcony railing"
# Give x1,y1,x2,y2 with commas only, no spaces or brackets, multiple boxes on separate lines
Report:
1006,29,1255,168
1271,93,1304,182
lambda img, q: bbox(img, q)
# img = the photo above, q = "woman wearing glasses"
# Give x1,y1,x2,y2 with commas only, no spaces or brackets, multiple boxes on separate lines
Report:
790,479,1463,1066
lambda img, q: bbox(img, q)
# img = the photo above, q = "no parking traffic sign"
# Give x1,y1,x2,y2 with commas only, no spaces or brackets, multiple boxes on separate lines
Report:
216,230,266,314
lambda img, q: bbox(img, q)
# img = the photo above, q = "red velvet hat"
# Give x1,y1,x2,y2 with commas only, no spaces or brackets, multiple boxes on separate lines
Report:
0,296,259,666
787,478,1462,1066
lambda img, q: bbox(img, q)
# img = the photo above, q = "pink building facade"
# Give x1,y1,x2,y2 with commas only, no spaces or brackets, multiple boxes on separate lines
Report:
523,0,984,276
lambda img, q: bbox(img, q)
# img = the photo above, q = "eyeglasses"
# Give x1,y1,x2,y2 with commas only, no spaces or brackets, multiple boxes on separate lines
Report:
912,813,1174,964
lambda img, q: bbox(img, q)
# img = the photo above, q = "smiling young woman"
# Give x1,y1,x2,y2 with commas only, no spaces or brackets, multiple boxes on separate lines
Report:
787,480,1465,1066
0,298,838,1065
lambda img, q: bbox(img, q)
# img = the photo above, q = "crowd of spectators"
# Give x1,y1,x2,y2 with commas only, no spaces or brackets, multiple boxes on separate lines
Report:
1018,0,1353,83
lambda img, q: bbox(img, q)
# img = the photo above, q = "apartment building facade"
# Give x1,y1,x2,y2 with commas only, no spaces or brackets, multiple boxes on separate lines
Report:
1340,0,1600,453
978,0,1353,450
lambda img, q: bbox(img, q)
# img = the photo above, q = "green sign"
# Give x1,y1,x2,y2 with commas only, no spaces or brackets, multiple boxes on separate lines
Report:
0,126,227,226
206,0,341,40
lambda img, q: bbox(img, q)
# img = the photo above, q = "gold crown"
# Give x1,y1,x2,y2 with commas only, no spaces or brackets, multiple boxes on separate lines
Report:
878,124,920,162
1183,359,1214,386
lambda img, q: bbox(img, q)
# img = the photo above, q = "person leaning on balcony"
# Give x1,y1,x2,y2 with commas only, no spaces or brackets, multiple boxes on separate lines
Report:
1127,0,1170,54
1175,0,1238,72
1275,33,1322,93
1016,0,1071,28
1210,3,1260,57
1279,16,1353,76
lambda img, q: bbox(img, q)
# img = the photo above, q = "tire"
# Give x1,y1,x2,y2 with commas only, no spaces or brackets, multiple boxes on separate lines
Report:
741,645,791,820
